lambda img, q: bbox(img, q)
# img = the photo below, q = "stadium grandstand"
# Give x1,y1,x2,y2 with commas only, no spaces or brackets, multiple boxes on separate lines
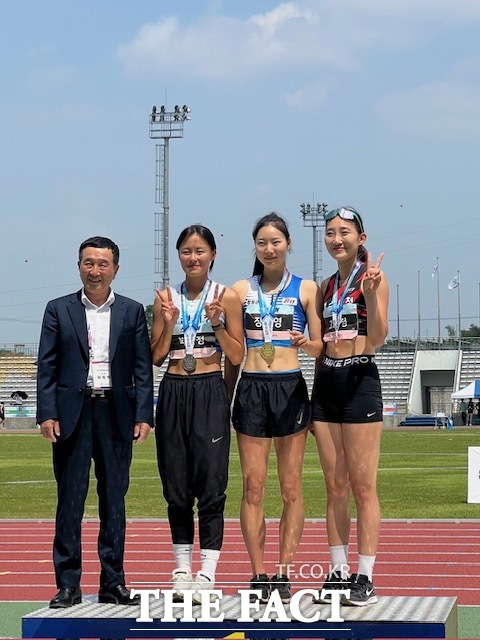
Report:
2,341,480,429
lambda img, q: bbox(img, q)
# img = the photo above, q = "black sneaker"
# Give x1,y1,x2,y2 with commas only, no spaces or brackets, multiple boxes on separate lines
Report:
250,573,270,603
312,571,350,604
344,573,378,606
270,574,291,604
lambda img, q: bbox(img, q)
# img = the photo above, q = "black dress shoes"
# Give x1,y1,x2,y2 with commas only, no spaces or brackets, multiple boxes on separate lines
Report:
98,584,140,605
49,586,82,608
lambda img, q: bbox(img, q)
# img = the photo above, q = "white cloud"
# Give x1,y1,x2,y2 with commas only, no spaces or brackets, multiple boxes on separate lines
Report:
249,2,318,36
378,81,480,136
116,1,480,80
283,83,329,111
116,2,372,79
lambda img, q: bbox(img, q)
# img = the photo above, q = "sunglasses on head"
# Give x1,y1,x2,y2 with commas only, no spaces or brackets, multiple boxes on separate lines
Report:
324,207,364,233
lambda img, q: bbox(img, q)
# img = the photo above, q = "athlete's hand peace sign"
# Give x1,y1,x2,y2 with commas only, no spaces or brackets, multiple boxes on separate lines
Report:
156,286,180,326
363,252,384,294
205,283,226,326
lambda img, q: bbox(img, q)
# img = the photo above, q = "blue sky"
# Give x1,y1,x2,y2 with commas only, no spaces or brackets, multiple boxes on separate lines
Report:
1,0,480,345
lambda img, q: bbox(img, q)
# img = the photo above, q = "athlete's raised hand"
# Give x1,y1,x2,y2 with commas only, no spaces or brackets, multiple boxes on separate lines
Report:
205,284,226,326
156,286,180,326
363,252,384,294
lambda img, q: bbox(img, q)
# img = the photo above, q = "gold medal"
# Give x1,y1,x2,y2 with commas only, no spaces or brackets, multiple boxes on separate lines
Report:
260,343,275,363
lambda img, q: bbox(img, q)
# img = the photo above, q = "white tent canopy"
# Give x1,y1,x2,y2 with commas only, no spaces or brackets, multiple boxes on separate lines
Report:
451,380,480,399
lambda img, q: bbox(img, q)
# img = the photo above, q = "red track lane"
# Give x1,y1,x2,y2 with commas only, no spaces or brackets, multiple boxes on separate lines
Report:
0,520,479,605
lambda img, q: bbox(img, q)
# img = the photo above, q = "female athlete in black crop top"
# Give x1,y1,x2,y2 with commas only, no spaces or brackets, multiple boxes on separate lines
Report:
311,206,389,607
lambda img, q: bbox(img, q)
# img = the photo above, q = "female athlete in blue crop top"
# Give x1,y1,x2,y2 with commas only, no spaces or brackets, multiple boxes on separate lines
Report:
151,224,244,603
311,206,389,607
227,212,322,604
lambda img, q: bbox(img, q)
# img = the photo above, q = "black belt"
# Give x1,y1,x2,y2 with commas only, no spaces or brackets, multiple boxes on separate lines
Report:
84,388,113,398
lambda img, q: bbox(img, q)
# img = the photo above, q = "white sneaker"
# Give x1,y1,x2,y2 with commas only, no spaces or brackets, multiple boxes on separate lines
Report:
171,569,192,602
192,572,216,605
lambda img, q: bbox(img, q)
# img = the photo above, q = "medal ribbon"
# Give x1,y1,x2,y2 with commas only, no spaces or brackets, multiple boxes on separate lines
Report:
258,270,290,344
181,280,212,355
331,260,362,339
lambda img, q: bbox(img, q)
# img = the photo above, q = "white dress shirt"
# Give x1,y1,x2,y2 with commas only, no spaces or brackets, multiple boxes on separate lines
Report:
81,289,115,388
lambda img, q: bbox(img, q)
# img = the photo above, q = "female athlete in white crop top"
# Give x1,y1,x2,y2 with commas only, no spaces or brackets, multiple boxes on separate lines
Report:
151,224,244,602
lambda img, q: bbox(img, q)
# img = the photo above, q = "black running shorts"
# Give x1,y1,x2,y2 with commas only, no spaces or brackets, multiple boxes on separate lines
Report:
232,370,310,438
311,355,383,424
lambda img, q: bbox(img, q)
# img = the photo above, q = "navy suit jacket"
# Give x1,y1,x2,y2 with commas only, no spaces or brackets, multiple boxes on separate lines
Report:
37,290,153,441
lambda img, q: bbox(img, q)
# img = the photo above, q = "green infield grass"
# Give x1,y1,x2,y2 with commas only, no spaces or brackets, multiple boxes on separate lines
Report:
1,429,480,639
1,428,480,519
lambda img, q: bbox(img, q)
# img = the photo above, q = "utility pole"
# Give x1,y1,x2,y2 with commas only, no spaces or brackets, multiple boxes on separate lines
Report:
149,104,191,289
300,202,328,284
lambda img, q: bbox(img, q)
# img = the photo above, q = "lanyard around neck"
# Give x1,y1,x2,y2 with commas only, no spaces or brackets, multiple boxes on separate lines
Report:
181,280,211,331
258,270,289,344
330,260,362,338
258,270,290,319
332,261,361,315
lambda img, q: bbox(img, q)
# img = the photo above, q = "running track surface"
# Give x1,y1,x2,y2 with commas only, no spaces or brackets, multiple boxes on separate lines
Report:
0,520,479,606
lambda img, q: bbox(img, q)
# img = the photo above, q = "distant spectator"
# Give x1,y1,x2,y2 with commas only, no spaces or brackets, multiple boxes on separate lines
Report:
476,401,480,425
11,392,24,405
460,399,467,426
467,398,474,426
11,392,26,416
0,402,5,429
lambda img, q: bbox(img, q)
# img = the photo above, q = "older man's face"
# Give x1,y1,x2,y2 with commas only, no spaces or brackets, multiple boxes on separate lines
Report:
78,247,119,305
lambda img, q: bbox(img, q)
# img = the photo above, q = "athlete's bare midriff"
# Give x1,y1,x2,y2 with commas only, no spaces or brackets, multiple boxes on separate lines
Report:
166,352,222,375
323,334,376,359
243,346,301,372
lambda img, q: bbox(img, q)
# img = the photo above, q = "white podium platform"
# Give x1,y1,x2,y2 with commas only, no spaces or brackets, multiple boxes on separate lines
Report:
22,594,458,638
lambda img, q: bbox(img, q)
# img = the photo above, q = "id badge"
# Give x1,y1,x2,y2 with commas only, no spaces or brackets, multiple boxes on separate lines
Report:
92,362,111,388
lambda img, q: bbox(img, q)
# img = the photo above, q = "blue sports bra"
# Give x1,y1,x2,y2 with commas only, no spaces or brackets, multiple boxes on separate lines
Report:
243,274,307,348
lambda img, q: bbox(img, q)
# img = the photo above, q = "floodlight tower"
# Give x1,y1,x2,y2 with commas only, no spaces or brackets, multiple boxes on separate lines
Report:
149,104,191,289
300,202,328,284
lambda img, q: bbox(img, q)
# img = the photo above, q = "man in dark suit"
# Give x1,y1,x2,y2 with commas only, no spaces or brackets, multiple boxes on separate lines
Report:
37,236,153,608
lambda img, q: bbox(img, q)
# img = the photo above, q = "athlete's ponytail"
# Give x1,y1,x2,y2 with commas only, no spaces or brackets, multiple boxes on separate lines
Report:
358,245,368,263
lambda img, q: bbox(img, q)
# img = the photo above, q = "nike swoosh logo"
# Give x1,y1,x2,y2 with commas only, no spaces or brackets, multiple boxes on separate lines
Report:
365,588,374,596
367,412,376,417
296,411,304,425
211,437,223,444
